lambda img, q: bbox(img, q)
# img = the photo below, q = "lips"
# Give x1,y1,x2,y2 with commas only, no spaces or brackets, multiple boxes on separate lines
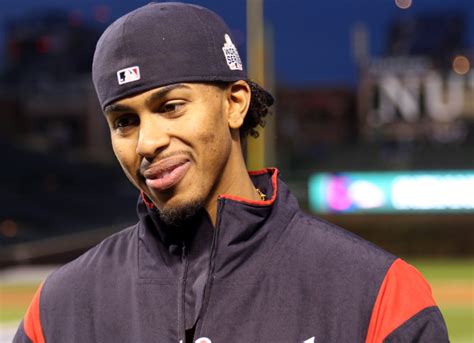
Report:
143,156,191,192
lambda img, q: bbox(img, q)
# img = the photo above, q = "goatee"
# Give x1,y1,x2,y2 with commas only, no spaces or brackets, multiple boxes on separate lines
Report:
158,199,204,227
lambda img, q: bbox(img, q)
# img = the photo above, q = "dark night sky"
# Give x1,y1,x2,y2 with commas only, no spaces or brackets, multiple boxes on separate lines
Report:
1,0,473,86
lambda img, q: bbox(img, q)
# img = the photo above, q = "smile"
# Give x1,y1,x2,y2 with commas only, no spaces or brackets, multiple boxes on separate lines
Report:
143,157,191,192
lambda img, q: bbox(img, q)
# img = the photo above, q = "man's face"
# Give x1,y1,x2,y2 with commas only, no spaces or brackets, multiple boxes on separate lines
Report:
104,82,241,224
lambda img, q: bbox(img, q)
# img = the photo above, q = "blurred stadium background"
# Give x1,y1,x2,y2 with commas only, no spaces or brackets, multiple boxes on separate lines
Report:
0,0,473,341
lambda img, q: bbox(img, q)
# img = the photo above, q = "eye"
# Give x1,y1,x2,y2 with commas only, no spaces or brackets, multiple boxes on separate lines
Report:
113,114,139,130
158,101,185,114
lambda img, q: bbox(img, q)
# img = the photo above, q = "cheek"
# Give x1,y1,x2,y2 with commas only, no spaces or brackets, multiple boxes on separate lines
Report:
112,140,127,166
189,91,231,152
197,121,231,159
201,129,217,146
112,140,141,187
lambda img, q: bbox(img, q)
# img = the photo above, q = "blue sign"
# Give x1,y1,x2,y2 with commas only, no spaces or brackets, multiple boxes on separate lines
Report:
309,171,474,214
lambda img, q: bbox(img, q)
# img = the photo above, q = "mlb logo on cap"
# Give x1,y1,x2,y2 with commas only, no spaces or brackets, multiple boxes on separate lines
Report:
117,66,140,85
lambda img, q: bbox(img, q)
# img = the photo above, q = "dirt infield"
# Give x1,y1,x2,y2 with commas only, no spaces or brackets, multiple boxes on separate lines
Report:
432,282,474,305
0,285,39,307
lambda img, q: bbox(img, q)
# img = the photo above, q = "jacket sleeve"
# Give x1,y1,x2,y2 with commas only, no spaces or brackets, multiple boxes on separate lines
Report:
13,283,46,343
365,258,449,343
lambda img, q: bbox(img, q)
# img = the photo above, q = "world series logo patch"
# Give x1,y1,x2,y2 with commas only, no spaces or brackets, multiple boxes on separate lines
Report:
117,66,140,85
222,34,243,71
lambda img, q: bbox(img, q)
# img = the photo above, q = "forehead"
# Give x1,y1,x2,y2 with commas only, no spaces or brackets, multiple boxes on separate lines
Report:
103,82,221,114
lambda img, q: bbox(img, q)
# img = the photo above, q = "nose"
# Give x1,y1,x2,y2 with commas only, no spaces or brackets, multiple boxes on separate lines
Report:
136,115,171,160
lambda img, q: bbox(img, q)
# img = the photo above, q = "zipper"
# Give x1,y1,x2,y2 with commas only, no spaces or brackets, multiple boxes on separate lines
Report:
194,201,223,337
179,242,189,343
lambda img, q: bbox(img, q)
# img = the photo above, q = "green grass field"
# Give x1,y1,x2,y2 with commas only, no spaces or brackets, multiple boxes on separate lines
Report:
1,259,473,341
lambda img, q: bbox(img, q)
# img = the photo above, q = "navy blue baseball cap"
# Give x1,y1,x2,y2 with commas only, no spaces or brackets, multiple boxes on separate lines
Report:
92,1,272,110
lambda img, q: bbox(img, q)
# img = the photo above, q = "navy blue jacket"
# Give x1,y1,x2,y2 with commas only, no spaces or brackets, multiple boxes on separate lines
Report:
14,169,448,342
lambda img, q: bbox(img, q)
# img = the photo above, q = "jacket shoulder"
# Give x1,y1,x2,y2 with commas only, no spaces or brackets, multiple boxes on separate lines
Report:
276,211,396,304
14,224,139,342
289,211,396,268
41,223,138,300
286,213,449,342
366,259,449,342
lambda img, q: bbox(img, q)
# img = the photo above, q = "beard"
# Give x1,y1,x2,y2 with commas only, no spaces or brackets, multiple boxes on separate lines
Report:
157,198,205,227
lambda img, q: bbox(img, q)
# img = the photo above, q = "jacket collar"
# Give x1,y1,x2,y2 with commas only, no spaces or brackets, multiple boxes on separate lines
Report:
136,168,299,277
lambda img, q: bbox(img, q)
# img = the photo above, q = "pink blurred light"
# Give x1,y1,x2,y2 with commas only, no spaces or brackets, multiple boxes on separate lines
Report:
395,0,412,9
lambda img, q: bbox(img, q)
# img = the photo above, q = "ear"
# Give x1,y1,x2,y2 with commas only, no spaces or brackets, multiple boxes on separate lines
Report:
225,80,251,130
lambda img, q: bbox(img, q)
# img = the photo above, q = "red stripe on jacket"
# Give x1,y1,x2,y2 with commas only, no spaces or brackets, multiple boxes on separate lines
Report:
365,258,436,343
219,168,278,206
23,283,46,343
142,168,279,209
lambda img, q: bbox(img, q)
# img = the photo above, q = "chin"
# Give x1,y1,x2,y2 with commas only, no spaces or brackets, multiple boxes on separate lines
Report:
157,197,205,227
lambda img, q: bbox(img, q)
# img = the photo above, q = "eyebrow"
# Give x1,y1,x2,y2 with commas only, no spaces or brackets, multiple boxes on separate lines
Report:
144,83,191,108
103,83,191,116
103,103,133,116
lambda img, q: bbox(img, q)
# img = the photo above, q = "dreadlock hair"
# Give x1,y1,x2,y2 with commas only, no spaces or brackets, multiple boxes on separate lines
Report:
241,81,274,138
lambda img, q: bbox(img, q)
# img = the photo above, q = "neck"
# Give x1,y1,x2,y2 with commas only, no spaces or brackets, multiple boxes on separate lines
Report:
204,145,261,226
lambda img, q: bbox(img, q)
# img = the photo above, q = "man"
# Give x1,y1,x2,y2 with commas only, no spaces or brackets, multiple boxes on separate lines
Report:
15,2,448,343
